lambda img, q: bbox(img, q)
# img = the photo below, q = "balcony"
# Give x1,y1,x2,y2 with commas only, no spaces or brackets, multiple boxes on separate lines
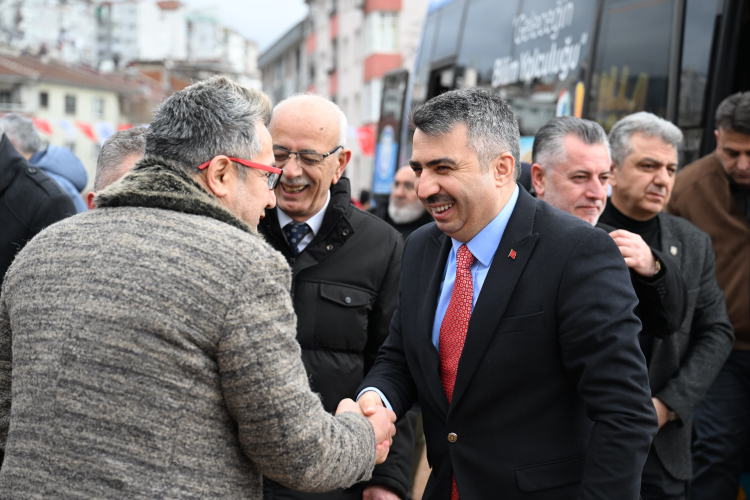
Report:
363,54,401,82
364,0,401,13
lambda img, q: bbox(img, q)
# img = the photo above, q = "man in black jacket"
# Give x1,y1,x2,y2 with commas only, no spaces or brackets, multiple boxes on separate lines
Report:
259,94,413,500
531,116,687,343
0,130,75,291
602,112,733,499
357,88,657,500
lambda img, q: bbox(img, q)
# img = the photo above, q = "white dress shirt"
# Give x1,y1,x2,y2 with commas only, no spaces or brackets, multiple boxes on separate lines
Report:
277,191,331,253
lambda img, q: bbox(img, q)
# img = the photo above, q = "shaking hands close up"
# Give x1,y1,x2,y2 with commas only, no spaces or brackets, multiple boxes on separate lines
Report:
335,394,396,464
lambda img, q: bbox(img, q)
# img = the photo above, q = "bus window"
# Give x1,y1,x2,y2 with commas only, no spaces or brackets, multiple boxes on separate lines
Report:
456,0,521,88
678,0,723,129
456,0,597,139
432,0,467,62
412,11,439,104
588,0,675,131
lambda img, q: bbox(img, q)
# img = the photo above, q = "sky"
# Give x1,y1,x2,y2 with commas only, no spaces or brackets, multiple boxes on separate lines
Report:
181,0,309,52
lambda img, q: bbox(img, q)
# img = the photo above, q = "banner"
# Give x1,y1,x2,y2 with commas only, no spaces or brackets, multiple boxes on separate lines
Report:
75,121,98,143
94,122,115,145
32,118,53,136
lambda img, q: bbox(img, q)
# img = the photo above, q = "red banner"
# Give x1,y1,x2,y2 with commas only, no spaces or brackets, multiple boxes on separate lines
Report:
75,121,98,142
357,125,376,156
33,118,53,136
118,123,134,131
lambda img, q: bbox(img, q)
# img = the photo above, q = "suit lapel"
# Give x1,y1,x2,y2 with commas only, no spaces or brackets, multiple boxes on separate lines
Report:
417,229,452,415
450,189,539,411
658,214,683,270
650,214,682,365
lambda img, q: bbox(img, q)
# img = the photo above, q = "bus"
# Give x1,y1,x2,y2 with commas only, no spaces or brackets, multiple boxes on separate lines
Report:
371,0,749,196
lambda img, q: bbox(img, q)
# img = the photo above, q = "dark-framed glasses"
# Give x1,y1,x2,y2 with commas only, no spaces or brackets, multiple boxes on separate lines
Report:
273,145,343,167
197,157,282,190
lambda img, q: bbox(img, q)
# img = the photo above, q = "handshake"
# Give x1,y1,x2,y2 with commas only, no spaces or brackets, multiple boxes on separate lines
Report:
336,392,396,464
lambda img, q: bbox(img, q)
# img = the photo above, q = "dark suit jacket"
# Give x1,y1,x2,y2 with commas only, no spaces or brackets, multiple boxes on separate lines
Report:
596,222,687,339
359,189,658,500
646,213,734,480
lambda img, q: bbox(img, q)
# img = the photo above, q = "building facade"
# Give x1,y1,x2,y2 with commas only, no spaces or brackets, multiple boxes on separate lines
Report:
0,0,98,66
260,0,427,198
0,50,164,191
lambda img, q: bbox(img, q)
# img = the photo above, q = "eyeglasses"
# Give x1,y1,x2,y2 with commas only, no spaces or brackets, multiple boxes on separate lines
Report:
197,156,282,190
273,145,343,167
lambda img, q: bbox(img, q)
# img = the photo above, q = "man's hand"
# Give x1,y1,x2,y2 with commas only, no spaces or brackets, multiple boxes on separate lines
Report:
363,485,401,500
356,392,396,464
336,398,364,416
340,396,396,464
369,405,397,464
653,397,669,429
609,229,657,277
358,391,385,416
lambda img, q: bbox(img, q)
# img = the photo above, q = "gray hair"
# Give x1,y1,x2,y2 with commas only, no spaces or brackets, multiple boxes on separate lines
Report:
609,112,683,166
716,91,750,136
94,127,147,191
532,117,610,170
1,113,40,156
410,88,521,180
146,75,272,176
273,94,347,147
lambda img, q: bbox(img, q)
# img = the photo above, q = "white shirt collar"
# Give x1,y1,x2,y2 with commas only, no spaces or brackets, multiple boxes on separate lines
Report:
277,190,331,237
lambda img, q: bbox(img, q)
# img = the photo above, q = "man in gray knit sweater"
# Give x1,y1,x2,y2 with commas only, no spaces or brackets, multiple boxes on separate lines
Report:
0,76,395,499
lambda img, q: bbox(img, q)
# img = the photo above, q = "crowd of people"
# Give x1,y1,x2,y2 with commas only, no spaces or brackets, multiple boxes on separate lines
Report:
0,75,748,500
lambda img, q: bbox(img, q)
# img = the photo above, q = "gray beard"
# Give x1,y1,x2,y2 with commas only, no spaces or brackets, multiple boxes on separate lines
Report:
388,199,426,224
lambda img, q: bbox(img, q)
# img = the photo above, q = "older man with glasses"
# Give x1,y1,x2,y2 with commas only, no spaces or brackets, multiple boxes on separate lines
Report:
0,77,397,498
259,94,415,500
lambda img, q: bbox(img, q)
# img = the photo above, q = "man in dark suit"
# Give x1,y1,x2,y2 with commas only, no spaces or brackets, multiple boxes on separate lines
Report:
601,112,734,499
531,116,687,349
355,88,658,500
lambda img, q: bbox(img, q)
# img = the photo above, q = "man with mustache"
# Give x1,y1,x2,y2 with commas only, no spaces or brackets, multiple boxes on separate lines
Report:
357,88,660,499
531,116,687,353
258,94,414,500
602,112,734,500
667,92,750,500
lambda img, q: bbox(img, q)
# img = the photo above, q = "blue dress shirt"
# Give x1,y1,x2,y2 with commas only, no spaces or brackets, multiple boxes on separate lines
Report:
359,185,520,409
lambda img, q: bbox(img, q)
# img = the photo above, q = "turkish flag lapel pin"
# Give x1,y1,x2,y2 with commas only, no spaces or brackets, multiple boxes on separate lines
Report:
508,249,517,259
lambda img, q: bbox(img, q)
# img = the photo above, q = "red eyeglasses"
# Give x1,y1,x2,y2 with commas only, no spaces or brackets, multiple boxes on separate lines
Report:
197,157,282,190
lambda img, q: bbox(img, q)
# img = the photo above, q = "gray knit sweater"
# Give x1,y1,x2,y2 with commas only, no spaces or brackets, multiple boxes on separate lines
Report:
0,157,376,499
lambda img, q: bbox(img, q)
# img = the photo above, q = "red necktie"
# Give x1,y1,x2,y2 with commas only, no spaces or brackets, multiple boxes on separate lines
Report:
439,244,475,500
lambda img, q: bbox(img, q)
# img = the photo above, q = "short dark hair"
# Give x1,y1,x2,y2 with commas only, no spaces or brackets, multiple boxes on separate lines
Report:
410,88,521,180
95,127,147,191
532,117,610,170
716,92,750,136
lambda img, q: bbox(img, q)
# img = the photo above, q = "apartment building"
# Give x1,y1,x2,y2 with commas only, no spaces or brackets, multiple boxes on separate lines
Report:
259,0,427,198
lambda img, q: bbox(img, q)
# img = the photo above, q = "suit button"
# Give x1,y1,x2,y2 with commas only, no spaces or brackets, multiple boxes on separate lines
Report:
326,244,333,251
343,229,349,236
448,433,457,443
27,167,37,174
344,297,352,304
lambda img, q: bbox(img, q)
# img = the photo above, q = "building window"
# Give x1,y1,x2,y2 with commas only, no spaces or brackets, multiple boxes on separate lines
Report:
39,92,48,108
65,141,76,154
365,11,398,56
93,97,104,118
93,144,102,161
65,95,76,115
0,91,11,105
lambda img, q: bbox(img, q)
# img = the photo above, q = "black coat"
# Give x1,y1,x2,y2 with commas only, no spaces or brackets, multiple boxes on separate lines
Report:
359,187,658,500
596,221,687,338
0,133,75,290
258,178,414,500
